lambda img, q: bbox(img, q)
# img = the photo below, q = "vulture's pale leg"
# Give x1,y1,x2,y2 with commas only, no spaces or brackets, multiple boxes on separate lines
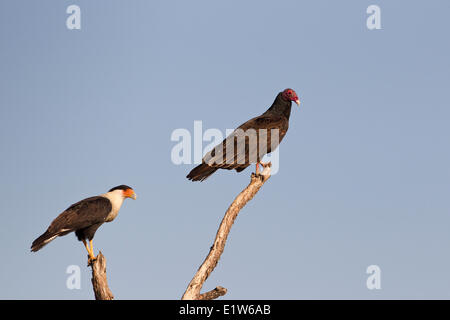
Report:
256,162,260,174
259,161,271,171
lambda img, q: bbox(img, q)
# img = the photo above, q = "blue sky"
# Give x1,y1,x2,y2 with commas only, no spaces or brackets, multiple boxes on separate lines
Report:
0,0,449,299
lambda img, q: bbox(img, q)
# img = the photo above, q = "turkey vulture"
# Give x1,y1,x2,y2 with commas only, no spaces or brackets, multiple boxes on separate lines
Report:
31,185,137,262
187,88,300,181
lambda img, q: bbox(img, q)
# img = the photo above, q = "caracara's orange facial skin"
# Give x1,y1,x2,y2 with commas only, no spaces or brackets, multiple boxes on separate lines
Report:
123,188,137,199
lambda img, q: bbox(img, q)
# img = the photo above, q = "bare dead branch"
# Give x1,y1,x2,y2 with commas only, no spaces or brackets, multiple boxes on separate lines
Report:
199,286,228,300
182,163,272,300
89,251,114,300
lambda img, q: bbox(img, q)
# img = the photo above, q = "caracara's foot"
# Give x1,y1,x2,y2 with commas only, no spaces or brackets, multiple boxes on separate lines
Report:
88,255,97,266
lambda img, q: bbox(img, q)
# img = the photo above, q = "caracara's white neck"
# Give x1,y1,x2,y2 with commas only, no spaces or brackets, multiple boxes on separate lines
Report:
101,190,125,222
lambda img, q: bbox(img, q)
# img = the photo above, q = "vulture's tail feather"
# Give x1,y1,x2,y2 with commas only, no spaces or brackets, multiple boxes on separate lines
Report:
187,163,218,182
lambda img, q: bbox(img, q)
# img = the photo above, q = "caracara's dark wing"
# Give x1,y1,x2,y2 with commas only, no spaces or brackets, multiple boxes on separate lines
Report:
187,114,289,181
31,196,112,252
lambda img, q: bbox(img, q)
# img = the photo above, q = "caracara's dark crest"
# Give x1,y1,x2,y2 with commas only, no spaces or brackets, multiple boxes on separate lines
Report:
31,185,137,262
109,185,133,192
186,88,301,181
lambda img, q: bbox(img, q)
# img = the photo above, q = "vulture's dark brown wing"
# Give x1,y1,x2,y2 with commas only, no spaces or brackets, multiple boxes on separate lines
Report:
31,196,112,252
203,114,289,170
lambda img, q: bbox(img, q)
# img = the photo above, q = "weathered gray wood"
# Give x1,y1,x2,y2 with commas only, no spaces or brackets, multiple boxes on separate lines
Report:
182,163,271,300
199,286,228,300
89,251,114,300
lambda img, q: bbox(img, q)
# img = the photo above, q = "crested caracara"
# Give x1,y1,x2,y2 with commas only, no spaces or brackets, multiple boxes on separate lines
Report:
31,185,137,262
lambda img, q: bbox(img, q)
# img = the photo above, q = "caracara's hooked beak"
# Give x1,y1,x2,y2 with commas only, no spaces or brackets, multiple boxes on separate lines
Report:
124,189,137,200
295,99,300,106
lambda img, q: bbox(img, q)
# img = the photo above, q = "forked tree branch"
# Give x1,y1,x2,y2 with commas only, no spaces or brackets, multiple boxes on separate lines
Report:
89,251,114,300
182,163,272,300
198,286,228,300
